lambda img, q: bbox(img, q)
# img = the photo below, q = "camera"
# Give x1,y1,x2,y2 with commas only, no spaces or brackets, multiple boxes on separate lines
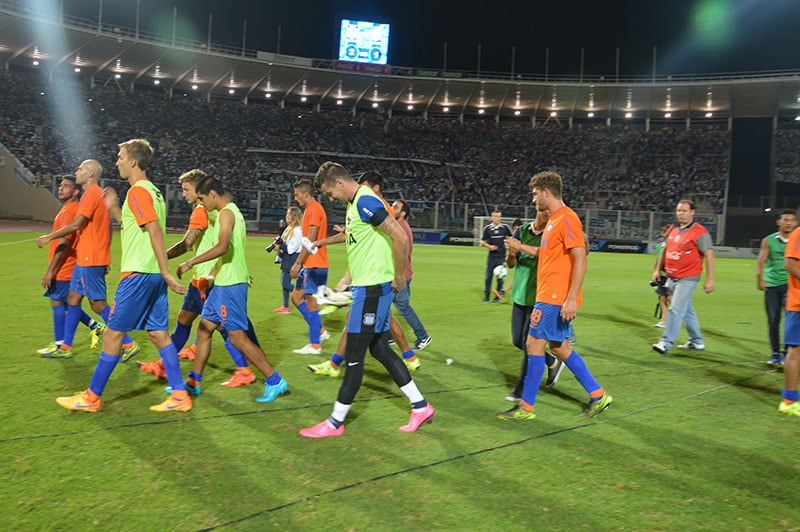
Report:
265,236,284,253
651,275,670,296
266,236,285,264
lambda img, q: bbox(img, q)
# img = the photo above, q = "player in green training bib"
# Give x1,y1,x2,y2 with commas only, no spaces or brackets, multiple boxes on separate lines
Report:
299,161,435,439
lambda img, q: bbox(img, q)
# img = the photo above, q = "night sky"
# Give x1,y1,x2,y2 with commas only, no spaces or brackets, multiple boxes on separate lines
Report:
60,0,800,77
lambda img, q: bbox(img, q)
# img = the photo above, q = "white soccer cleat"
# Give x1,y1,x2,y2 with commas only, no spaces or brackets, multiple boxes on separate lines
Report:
293,344,322,355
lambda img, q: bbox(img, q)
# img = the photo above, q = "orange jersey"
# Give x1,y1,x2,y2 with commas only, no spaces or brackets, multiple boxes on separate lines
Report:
785,227,800,311
75,183,112,266
535,205,585,306
188,204,209,231
50,201,80,281
302,198,329,268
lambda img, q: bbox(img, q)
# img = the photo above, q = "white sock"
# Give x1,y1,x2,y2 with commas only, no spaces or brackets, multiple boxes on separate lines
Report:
400,381,424,406
331,400,351,424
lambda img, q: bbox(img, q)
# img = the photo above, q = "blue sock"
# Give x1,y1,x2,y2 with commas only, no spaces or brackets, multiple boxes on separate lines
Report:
89,352,120,396
296,300,309,321
80,310,94,327
520,354,546,407
159,344,185,391
331,353,345,367
98,306,135,346
782,389,799,402
220,329,248,367
266,371,282,385
170,321,192,351
402,349,415,360
308,310,321,344
63,305,82,347
52,306,66,343
563,349,602,396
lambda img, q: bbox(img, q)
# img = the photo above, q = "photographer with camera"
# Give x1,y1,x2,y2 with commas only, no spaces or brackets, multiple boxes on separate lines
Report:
652,200,714,355
270,206,303,314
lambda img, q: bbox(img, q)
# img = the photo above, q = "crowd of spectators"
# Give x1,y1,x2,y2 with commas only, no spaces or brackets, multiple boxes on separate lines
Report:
1,67,730,215
775,128,800,184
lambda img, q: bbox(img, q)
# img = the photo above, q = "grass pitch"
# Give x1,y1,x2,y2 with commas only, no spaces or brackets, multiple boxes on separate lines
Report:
0,230,797,530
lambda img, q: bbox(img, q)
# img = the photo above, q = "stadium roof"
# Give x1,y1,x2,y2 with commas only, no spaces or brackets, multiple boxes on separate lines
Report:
3,4,800,122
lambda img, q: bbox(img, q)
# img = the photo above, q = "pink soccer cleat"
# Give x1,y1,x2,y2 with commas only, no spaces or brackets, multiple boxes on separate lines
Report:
300,419,345,439
399,403,435,432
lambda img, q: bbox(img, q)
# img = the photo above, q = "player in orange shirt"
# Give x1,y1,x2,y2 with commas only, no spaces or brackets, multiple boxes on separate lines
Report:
290,178,331,355
36,160,139,359
778,225,800,417
36,176,101,357
498,171,612,421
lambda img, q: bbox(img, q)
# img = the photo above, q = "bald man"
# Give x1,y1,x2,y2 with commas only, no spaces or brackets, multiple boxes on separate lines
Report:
37,159,139,360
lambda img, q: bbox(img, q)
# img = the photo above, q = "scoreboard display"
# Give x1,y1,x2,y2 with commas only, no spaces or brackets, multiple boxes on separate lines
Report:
338,19,390,65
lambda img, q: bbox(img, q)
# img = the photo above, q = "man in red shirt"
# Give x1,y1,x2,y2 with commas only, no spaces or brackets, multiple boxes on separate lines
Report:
652,199,715,355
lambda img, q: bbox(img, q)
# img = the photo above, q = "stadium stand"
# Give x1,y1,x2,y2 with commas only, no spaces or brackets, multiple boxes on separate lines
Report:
0,67,730,220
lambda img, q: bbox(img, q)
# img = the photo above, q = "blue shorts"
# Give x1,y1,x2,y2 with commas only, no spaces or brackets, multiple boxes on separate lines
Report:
528,302,572,342
347,283,394,335
44,279,70,302
202,283,249,332
108,273,169,331
298,267,328,295
70,265,107,301
785,310,800,346
180,282,208,314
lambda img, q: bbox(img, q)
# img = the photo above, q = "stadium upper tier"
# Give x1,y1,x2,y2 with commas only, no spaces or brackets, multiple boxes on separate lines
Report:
1,2,800,121
1,68,730,213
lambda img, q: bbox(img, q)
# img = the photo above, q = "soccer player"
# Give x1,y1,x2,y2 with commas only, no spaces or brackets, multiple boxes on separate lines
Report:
503,209,563,401
176,176,288,403
56,138,190,413
36,159,139,360
137,169,254,387
652,199,715,355
392,199,432,351
307,173,420,377
498,171,612,421
479,211,513,302
300,162,434,438
779,222,800,417
37,176,100,357
290,178,330,355
757,210,798,366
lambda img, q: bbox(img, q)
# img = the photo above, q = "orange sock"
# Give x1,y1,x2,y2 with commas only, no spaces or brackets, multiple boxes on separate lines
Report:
519,400,534,412
590,388,606,401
